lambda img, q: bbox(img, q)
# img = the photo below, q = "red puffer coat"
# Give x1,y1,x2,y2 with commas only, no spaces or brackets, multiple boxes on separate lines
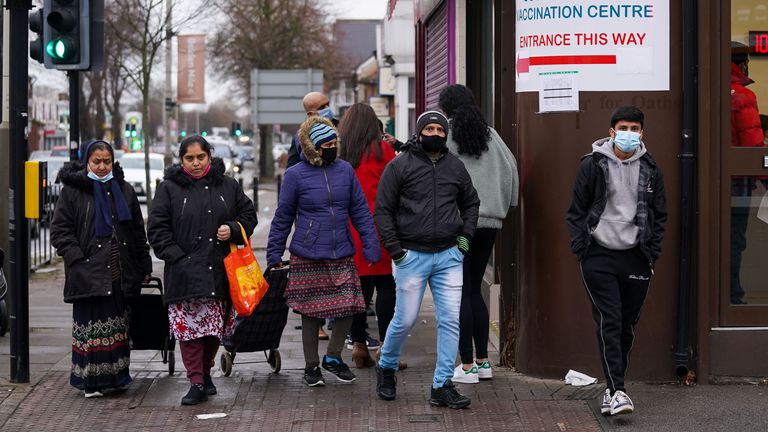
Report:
731,62,764,147
351,141,396,276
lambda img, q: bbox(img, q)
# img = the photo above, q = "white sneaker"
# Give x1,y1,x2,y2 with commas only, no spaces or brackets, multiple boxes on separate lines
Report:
609,390,634,415
476,360,493,379
84,390,104,398
600,389,612,415
451,364,479,384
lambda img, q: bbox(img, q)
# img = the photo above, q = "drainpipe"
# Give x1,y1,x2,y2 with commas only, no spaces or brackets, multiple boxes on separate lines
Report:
675,0,697,378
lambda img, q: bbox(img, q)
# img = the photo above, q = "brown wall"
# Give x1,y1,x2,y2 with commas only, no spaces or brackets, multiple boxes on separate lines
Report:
495,0,683,381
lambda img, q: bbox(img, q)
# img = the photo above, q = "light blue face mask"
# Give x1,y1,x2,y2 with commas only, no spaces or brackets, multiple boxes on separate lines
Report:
87,171,114,183
613,130,641,153
317,107,335,120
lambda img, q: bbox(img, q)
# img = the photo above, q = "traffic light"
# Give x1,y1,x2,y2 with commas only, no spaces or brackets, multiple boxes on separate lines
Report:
29,7,44,64
123,123,131,138
39,0,104,71
180,130,187,138
201,131,208,137
130,124,137,138
230,121,242,137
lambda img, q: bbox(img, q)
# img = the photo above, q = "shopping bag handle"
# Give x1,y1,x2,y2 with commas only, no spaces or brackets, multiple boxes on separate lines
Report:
229,221,251,254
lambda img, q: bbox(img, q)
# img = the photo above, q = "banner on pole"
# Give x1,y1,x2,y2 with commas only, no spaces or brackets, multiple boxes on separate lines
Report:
177,35,206,104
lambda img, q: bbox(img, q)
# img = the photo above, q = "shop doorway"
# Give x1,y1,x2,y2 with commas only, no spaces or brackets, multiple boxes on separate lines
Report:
722,0,768,325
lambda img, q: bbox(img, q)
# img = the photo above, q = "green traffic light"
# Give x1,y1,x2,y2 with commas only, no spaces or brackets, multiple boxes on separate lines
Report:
124,130,131,138
235,130,242,137
131,130,138,138
180,130,187,137
54,40,67,58
45,40,56,58
201,131,208,137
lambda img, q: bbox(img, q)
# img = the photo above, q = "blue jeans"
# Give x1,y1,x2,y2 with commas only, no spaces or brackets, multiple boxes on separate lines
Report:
378,247,464,388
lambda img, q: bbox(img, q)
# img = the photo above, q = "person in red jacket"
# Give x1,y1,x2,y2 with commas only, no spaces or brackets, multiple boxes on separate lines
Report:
730,41,763,304
337,103,400,369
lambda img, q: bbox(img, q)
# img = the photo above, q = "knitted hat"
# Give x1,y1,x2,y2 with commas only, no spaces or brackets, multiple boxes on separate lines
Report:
416,110,449,135
309,122,338,148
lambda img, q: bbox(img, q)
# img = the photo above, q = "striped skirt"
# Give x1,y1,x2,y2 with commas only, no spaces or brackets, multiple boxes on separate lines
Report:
70,282,132,392
286,255,365,319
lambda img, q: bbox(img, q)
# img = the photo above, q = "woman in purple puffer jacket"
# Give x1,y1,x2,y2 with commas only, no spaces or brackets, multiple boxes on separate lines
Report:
267,115,381,387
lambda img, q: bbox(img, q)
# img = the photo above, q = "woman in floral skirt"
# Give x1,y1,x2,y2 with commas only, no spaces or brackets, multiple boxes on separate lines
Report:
148,135,257,405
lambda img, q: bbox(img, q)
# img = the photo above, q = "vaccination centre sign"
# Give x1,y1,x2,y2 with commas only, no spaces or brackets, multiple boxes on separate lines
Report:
515,0,670,98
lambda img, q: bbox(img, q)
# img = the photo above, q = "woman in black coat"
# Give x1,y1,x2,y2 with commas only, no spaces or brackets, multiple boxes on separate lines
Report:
50,140,152,398
147,135,257,406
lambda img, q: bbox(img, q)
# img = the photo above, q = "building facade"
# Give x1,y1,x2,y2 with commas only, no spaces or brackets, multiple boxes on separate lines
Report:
410,0,768,382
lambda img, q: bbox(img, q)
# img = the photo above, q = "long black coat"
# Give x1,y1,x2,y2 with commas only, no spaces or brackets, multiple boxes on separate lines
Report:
147,158,257,304
50,161,153,303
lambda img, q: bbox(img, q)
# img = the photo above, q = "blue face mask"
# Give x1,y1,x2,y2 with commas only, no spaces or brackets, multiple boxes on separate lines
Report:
317,107,334,120
613,130,641,153
87,171,114,183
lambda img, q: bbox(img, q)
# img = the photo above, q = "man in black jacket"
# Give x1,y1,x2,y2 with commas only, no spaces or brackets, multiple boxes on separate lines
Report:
566,106,667,417
373,111,479,409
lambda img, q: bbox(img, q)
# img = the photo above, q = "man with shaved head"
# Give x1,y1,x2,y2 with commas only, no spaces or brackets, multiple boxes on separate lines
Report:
287,92,336,167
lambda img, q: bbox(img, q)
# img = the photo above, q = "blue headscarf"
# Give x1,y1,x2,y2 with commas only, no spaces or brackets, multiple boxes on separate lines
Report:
82,140,132,237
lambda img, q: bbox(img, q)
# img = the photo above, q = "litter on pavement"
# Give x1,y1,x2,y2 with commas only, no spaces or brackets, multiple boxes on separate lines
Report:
564,369,597,386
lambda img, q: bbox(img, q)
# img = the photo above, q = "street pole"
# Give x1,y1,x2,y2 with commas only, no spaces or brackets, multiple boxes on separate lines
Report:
68,71,79,161
1,9,12,257
7,0,31,384
163,0,173,167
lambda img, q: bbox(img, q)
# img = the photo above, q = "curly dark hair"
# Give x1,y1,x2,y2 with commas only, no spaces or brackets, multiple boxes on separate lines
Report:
438,84,490,158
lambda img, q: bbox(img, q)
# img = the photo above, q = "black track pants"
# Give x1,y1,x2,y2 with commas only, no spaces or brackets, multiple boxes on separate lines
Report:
579,243,651,393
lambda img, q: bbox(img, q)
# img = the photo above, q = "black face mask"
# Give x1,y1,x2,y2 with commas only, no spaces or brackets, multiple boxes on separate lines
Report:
420,134,446,152
321,147,337,164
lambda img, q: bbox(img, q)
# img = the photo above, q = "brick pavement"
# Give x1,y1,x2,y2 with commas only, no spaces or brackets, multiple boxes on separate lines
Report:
0,178,605,431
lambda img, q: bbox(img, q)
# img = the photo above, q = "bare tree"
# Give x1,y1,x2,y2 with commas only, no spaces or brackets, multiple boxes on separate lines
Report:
211,0,338,100
108,0,212,208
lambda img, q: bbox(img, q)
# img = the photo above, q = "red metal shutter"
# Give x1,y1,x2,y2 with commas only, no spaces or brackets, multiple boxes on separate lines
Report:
424,1,449,110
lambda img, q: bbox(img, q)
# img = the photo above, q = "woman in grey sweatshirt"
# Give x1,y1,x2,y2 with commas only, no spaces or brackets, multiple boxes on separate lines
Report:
439,84,519,383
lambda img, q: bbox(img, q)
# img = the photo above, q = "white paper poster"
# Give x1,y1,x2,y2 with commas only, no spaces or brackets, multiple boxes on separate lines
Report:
515,1,670,92
538,72,579,112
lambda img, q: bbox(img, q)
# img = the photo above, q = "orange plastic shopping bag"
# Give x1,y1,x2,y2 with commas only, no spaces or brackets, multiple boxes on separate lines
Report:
224,222,269,316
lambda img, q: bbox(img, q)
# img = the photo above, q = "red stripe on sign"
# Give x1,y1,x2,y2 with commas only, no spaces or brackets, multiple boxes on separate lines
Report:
529,55,617,66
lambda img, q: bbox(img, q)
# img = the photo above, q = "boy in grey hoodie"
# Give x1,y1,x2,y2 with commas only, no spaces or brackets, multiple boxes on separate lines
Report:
566,106,667,417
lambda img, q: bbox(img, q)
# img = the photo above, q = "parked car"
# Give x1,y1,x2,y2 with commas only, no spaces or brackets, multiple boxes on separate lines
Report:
50,146,69,157
29,150,52,161
119,153,166,201
209,141,240,176
234,144,255,162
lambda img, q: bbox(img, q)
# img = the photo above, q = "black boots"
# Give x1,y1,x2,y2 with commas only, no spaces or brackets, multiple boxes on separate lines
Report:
203,375,217,395
376,367,397,401
181,384,208,405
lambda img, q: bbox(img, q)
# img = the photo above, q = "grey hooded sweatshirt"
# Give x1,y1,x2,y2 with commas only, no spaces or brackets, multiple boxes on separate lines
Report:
590,137,647,250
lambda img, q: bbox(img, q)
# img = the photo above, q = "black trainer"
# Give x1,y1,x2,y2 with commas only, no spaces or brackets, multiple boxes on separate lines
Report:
303,365,326,387
203,375,217,395
376,366,397,401
429,380,471,409
321,356,356,383
181,384,208,405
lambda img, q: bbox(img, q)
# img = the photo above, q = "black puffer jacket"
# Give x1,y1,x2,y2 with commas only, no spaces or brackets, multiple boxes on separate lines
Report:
566,151,667,265
374,141,480,256
147,158,257,304
50,161,152,303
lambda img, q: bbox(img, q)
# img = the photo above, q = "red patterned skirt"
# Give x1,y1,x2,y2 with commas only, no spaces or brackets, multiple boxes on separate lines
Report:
286,254,365,319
